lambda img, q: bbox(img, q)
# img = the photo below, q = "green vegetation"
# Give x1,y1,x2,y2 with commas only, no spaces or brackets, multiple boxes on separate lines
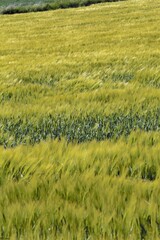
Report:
1,110,160,147
0,133,160,239
0,0,160,238
0,0,122,14
0,0,56,7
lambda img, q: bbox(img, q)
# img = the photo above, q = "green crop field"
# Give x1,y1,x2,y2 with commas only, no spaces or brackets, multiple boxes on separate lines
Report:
0,0,160,239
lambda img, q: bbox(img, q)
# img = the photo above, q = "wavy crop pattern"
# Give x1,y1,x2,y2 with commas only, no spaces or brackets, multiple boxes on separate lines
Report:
0,0,160,239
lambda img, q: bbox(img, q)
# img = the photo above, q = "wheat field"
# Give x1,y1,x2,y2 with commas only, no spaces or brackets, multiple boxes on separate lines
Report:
0,0,160,239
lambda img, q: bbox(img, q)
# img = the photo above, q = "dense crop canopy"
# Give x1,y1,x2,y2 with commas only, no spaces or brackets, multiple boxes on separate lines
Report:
0,0,160,239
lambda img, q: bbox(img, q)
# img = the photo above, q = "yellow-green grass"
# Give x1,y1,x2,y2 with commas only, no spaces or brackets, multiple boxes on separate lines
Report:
0,0,160,146
0,132,160,239
0,0,160,238
0,0,160,117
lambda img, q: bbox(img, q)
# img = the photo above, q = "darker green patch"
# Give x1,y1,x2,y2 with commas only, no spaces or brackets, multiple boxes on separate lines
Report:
1,0,124,15
111,72,134,82
0,92,13,103
141,165,157,181
0,109,159,148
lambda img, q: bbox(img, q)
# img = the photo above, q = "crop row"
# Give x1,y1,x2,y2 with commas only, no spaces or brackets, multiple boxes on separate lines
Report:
0,109,159,147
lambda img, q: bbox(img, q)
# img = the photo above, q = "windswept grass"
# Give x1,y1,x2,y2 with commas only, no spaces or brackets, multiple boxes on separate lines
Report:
0,133,160,239
0,0,160,146
0,0,160,239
